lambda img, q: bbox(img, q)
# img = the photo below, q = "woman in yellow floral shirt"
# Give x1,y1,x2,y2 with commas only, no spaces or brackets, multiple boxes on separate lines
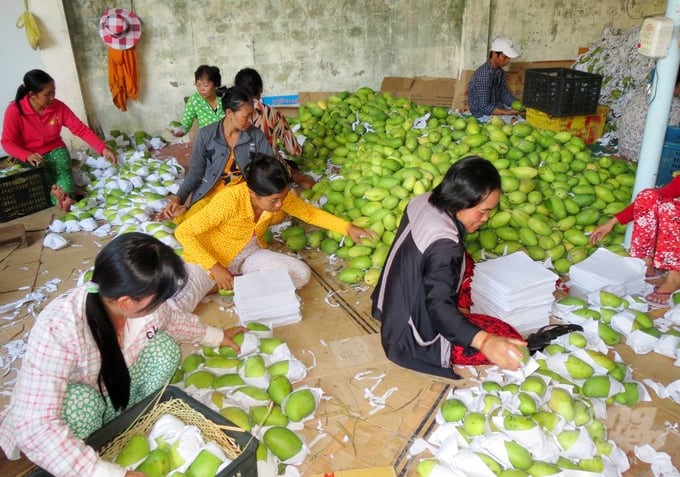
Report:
175,154,376,291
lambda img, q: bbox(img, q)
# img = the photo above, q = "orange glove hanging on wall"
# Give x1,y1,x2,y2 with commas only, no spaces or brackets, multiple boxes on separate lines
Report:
99,8,142,111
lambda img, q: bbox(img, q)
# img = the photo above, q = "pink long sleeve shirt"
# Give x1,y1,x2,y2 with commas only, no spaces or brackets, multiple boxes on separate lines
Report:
0,286,224,477
1,96,107,161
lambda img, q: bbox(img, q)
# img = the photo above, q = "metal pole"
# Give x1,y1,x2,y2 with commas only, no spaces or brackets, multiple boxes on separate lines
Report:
625,0,680,245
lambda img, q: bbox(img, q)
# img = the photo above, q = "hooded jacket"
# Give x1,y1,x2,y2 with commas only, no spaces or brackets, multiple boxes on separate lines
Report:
371,193,482,377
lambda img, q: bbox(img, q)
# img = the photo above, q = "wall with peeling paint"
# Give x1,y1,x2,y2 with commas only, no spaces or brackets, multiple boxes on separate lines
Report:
54,0,666,136
490,0,666,62
62,0,465,135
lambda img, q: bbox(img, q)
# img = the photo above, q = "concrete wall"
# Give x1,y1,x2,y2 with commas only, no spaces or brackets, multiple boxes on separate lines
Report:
63,0,465,136
490,0,666,62
19,0,667,139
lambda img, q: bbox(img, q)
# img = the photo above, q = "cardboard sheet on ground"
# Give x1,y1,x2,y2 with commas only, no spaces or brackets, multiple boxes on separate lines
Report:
1,212,680,476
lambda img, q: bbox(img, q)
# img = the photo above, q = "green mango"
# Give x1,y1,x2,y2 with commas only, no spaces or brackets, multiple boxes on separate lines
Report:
136,449,170,477
115,434,150,467
582,375,611,398
212,373,245,389
250,405,289,427
463,412,486,436
520,376,547,396
564,355,594,379
283,388,316,422
268,375,293,405
526,460,561,476
184,370,215,389
547,388,574,421
504,413,536,431
263,426,304,461
505,440,533,470
185,449,222,477
204,356,239,369
181,354,205,373
219,407,252,432
440,398,467,422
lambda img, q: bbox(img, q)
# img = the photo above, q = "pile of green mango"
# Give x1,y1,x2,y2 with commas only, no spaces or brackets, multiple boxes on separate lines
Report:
416,324,654,476
174,323,313,467
113,428,224,477
285,87,635,285
556,289,680,355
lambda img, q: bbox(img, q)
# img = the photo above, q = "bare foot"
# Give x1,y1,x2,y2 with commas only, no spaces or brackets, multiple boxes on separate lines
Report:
655,270,680,295
59,196,75,212
50,185,67,203
51,185,74,211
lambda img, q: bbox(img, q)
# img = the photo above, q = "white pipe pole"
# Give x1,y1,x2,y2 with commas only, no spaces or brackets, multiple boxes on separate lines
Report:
626,0,680,245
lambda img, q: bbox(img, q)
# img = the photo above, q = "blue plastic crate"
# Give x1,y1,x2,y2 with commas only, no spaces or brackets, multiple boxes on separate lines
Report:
664,125,680,143
658,142,680,186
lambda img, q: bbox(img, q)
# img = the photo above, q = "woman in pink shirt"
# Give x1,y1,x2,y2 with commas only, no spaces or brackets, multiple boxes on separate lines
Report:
590,175,680,305
1,69,117,211
0,233,244,477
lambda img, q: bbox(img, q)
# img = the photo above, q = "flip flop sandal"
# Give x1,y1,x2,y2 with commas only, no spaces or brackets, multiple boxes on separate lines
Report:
645,287,672,307
526,323,584,354
645,270,666,280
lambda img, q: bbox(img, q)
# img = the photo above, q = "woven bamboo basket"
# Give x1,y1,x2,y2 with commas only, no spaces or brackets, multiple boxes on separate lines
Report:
99,396,242,462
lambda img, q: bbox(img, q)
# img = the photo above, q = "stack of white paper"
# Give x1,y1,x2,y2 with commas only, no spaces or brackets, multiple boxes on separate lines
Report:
567,248,647,298
233,269,301,327
470,251,557,334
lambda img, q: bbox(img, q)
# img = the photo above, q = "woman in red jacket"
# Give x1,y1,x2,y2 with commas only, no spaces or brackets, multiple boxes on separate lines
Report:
590,175,680,305
1,70,117,211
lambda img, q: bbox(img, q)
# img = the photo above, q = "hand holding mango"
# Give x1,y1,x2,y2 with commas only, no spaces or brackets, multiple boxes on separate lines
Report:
209,263,234,291
511,100,525,112
348,224,378,243
589,216,618,245
221,326,247,353
474,331,528,371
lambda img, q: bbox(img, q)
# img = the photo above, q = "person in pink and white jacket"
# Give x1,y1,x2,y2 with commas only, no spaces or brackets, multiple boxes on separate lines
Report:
0,233,244,477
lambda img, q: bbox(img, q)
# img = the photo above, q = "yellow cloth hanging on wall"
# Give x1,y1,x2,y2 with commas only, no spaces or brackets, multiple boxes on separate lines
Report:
16,0,41,50
108,46,138,111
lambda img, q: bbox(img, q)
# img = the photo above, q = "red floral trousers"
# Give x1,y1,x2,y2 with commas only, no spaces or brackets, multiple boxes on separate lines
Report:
628,188,680,272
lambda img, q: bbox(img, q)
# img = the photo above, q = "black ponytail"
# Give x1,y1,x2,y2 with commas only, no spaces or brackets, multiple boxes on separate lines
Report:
15,69,53,116
86,233,188,411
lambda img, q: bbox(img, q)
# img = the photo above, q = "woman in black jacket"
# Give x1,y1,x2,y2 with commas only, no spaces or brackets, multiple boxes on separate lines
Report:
372,156,526,378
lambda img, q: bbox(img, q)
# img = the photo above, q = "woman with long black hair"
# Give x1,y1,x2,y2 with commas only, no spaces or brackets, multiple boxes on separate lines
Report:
0,233,244,477
372,156,527,378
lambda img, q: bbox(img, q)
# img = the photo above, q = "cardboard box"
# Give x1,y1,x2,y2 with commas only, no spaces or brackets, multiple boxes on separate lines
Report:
311,466,397,477
379,77,414,99
299,91,338,105
408,77,457,107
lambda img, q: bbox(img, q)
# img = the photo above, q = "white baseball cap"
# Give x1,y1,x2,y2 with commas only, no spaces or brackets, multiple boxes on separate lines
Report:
490,37,520,58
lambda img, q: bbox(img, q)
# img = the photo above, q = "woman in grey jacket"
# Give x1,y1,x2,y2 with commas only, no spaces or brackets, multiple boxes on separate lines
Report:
371,156,527,378
160,87,273,220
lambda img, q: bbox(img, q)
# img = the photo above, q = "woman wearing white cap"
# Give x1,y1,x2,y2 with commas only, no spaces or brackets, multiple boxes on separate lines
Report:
467,37,521,119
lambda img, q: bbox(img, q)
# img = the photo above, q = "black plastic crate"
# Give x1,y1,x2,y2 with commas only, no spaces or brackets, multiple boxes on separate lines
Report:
0,165,52,223
522,68,603,117
27,386,257,477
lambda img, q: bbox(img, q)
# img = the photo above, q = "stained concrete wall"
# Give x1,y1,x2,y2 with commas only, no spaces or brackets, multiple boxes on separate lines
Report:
62,0,465,136
490,0,666,62
26,0,668,138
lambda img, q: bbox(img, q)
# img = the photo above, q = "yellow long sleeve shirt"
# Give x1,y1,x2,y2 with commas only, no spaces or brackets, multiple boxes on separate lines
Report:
176,182,351,272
